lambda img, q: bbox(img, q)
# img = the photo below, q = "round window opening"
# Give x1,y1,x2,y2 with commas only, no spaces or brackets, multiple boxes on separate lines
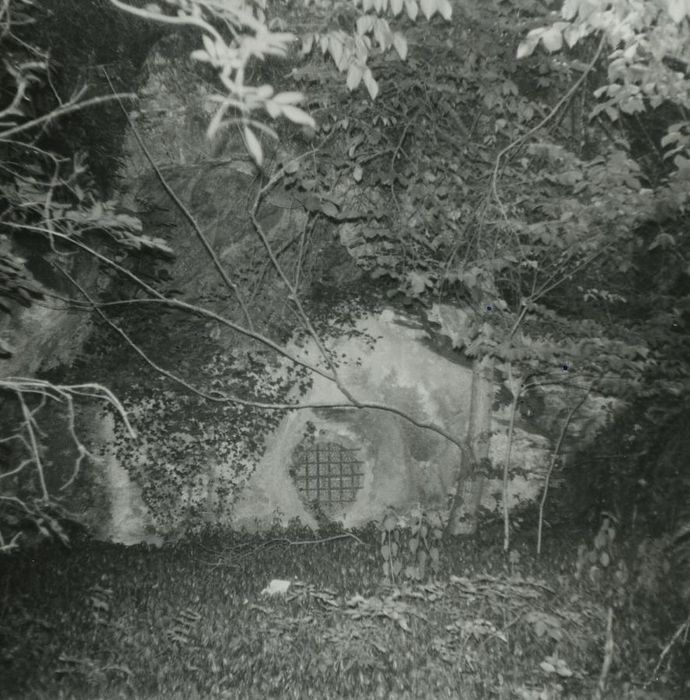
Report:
290,440,364,515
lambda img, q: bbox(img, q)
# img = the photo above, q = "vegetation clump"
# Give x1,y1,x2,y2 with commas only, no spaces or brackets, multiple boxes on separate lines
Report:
0,516,686,699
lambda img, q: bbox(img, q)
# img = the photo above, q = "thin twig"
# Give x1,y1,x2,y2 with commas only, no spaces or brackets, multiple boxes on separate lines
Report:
58,265,342,409
0,377,136,536
503,375,523,552
58,393,94,492
17,393,48,500
537,388,590,555
593,606,614,700
491,34,606,207
265,533,366,547
0,93,136,140
650,614,690,684
0,378,135,437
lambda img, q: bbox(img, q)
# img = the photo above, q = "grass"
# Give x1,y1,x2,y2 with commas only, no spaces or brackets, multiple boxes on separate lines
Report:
0,521,686,699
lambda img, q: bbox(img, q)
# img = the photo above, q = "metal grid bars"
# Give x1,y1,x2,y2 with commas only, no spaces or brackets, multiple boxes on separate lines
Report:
291,442,364,507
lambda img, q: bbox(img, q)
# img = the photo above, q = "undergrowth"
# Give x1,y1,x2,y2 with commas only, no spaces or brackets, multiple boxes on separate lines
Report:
0,520,686,699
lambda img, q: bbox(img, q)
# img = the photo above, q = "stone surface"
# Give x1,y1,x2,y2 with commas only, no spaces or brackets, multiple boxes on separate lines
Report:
83,305,567,540
81,295,620,541
96,414,161,546
230,308,554,531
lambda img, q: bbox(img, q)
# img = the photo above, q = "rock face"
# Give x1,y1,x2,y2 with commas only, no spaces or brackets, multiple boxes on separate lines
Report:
92,284,590,540
89,300,606,541
230,308,554,531
95,414,162,547
0,252,97,377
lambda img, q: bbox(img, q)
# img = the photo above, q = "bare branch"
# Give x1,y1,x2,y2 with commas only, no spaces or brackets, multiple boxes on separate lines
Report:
537,388,590,555
0,93,137,140
59,264,470,454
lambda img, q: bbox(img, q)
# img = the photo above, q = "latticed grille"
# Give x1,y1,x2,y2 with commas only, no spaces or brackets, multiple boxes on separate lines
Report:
290,442,364,507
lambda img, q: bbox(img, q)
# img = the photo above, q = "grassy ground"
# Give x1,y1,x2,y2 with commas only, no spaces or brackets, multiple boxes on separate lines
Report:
0,522,686,699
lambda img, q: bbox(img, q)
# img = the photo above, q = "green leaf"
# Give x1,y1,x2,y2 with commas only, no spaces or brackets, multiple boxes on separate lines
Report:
648,232,675,250
517,28,543,59
396,616,411,632
301,33,314,55
540,660,556,674
383,513,397,532
392,32,407,60
437,0,452,20
114,213,142,231
273,91,304,106
363,68,379,100
346,63,364,91
405,0,418,21
561,0,579,20
605,105,619,121
190,49,211,63
356,15,375,36
373,18,393,50
280,105,315,128
302,194,321,211
540,25,563,52
407,270,433,296
255,84,274,101
320,201,339,218
667,0,690,23
556,663,573,678
420,0,435,20
244,126,263,165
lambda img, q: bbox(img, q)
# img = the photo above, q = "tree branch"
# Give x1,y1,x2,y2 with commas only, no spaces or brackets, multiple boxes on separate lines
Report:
57,264,470,456
6,220,334,381
0,93,137,140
